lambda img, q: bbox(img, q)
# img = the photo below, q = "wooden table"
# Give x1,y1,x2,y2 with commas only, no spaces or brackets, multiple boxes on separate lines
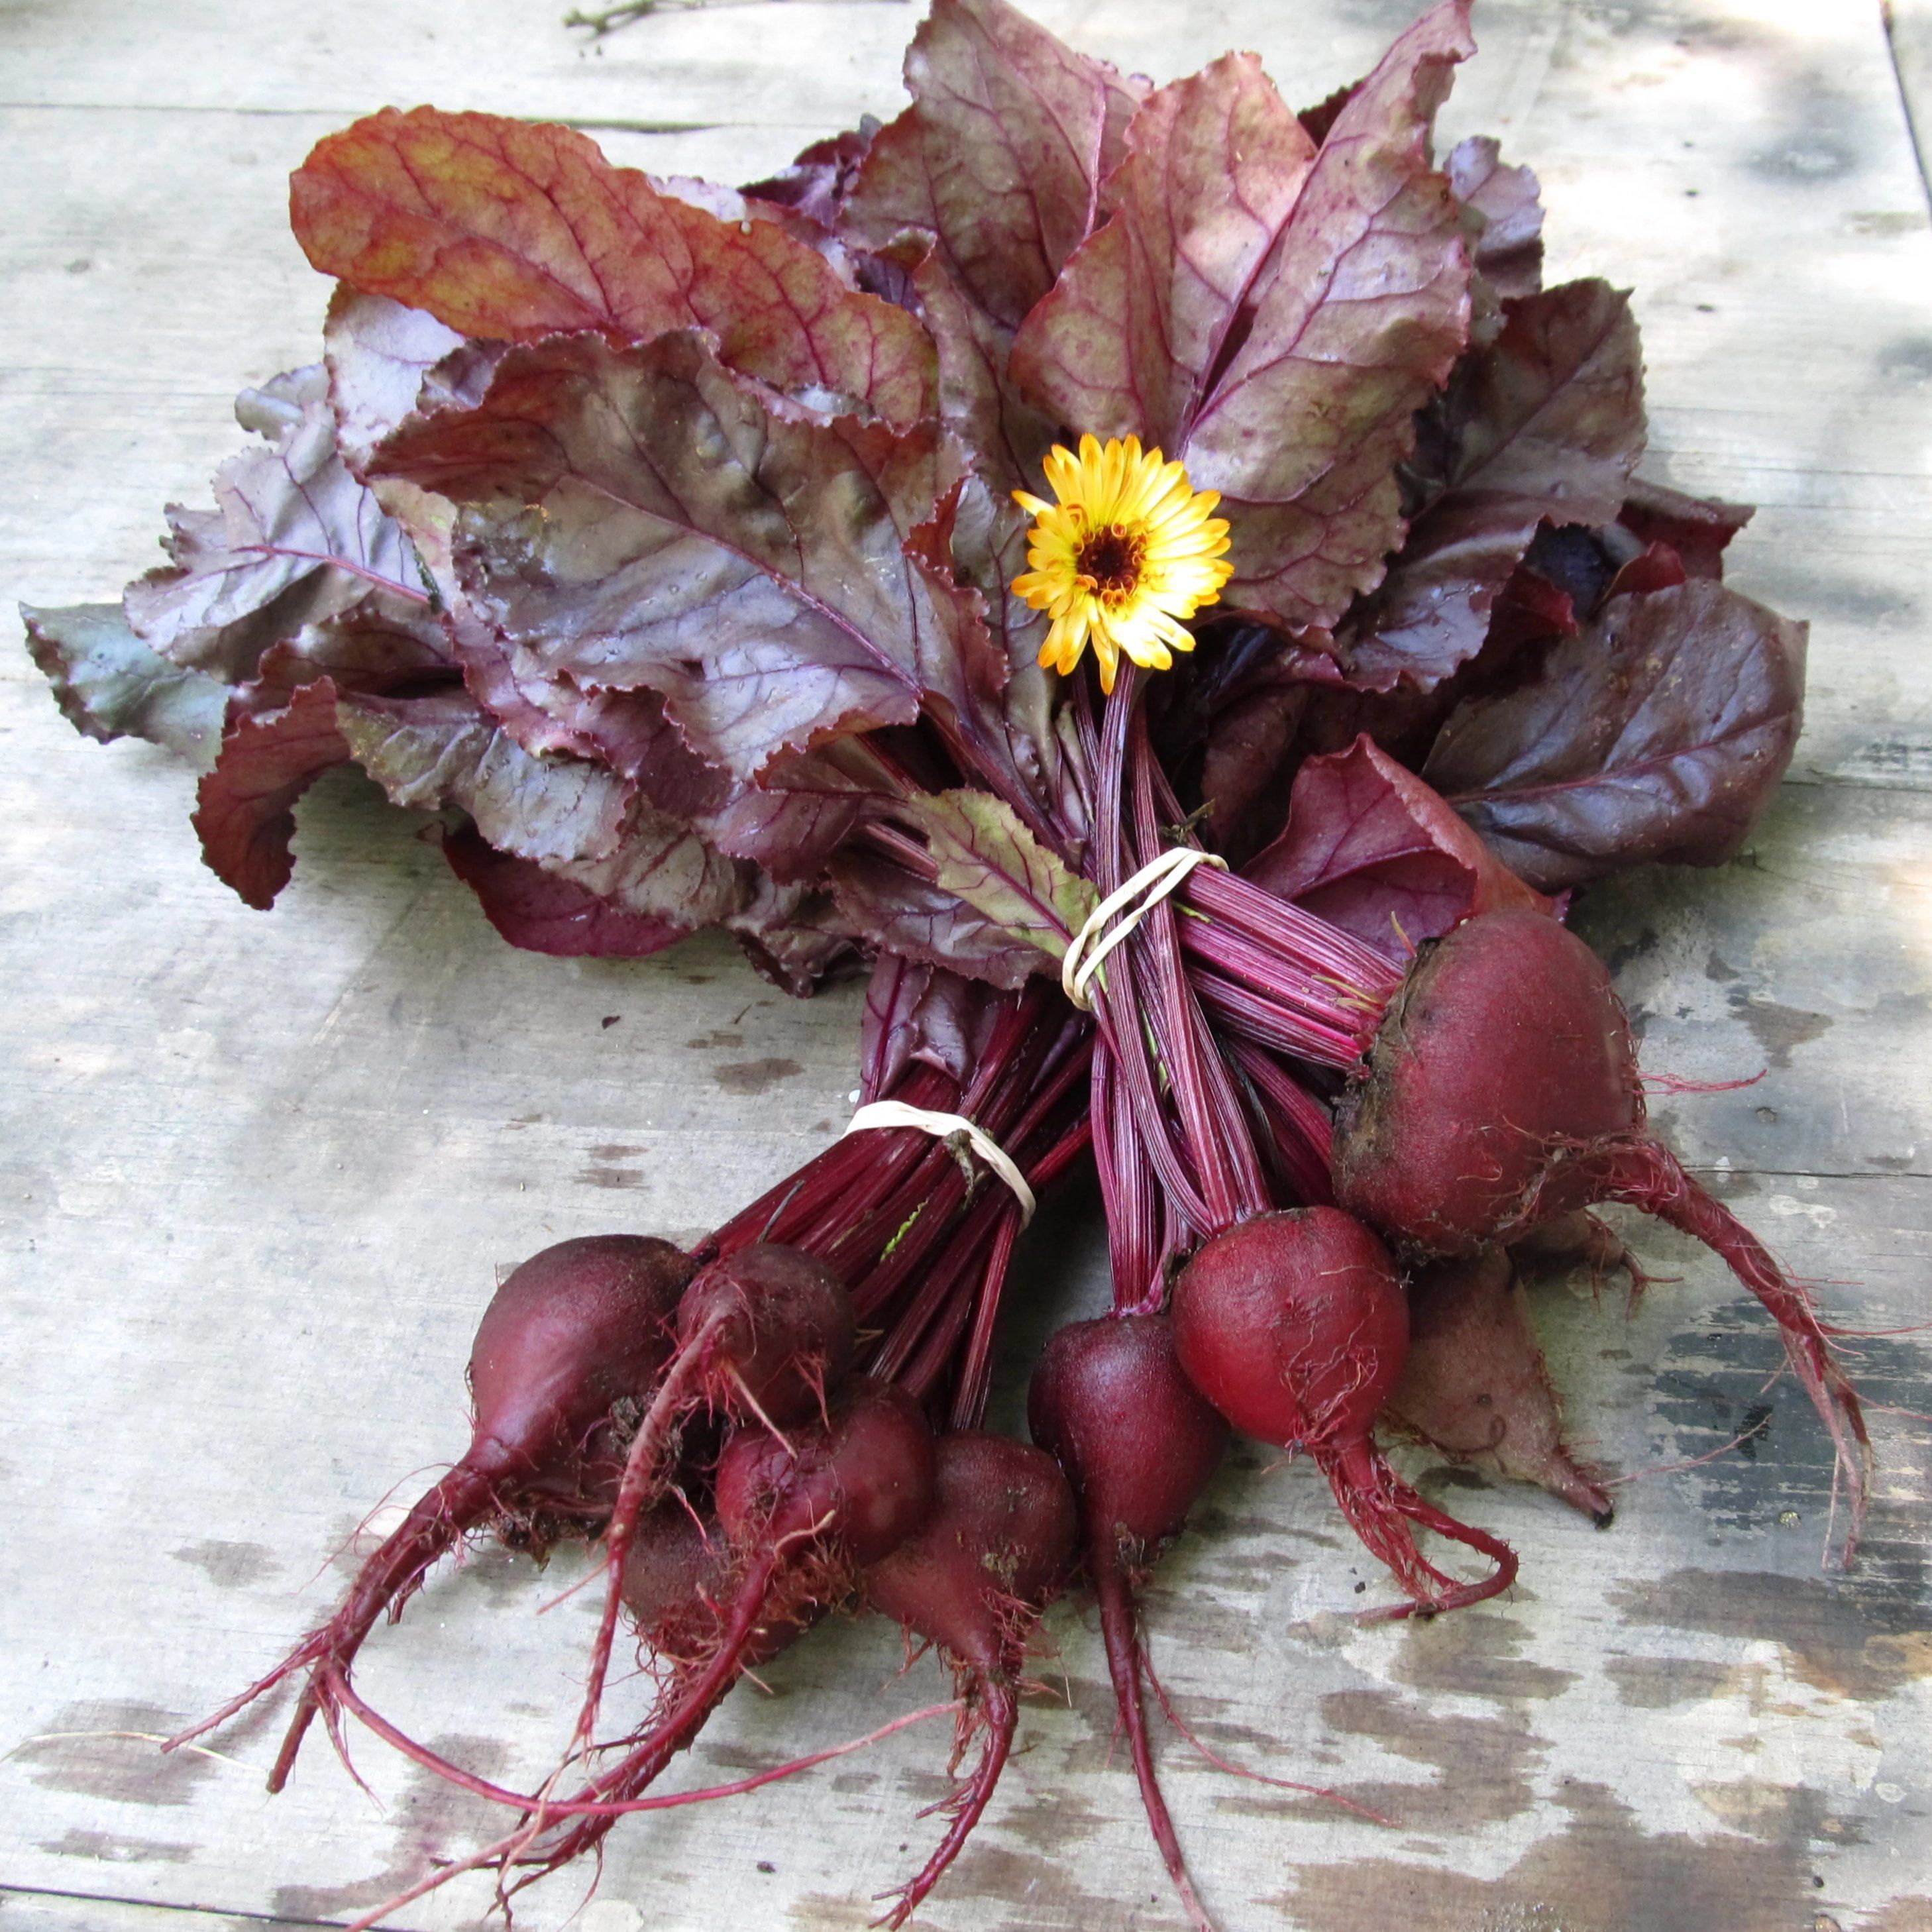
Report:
3,2,1929,1927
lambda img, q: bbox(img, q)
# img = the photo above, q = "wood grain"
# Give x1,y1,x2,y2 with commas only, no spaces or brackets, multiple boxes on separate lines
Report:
1,1,1927,1929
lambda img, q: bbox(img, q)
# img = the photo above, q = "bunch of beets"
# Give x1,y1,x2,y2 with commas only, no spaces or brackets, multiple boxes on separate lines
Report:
26,0,1865,1924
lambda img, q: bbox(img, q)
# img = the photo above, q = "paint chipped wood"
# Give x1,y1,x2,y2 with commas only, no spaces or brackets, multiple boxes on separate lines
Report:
1,1,1928,1929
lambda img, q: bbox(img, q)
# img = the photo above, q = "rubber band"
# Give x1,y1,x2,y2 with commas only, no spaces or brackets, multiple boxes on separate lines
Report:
1060,847,1228,1011
841,1100,1037,1227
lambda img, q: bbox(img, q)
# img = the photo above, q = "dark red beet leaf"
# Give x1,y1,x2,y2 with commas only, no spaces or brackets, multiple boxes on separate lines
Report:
1387,1246,1614,1524
842,0,1146,337
1242,734,1552,963
1445,134,1545,301
191,678,352,908
1332,278,1646,692
125,370,423,684
1421,576,1807,890
369,331,967,786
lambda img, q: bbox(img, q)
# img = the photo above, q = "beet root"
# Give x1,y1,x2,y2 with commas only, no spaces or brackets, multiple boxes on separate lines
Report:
1171,1208,1518,1617
1030,1315,1228,1932
169,1234,694,1787
602,1379,936,1792
1332,908,1869,1556
866,1432,1077,1928
478,1377,936,1900
1389,1247,1613,1525
1511,1208,1654,1300
577,1242,857,1747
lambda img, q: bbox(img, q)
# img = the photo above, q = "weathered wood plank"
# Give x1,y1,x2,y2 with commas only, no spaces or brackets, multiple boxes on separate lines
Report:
1,1,1928,1929
0,1889,335,1932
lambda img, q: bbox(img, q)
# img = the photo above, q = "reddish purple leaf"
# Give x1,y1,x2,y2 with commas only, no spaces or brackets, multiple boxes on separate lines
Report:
725,876,859,995
1199,678,1309,859
901,477,1075,838
1387,1247,1612,1521
857,954,1000,1099
323,288,480,472
844,0,1146,333
695,747,882,885
1618,476,1753,578
1016,3,1475,632
126,377,423,682
1009,52,1318,453
440,823,694,959
1445,135,1544,300
1485,555,1582,657
292,107,935,429
1180,1,1476,631
1423,577,1806,889
253,602,455,700
842,0,1141,500
441,603,730,823
1604,539,1688,602
1334,279,1645,690
827,848,1045,991
336,687,631,867
191,678,352,909
22,603,229,767
370,331,959,783
1244,733,1550,960
742,120,883,234
941,474,1075,833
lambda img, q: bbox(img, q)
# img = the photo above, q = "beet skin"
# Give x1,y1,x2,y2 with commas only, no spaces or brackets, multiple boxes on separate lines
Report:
1333,909,1869,1558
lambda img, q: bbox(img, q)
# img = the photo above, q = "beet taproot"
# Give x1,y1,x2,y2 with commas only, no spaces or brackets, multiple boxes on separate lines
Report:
1171,1208,1518,1615
1030,1315,1228,1932
1332,909,1868,1555
170,1234,694,1785
867,1431,1078,1927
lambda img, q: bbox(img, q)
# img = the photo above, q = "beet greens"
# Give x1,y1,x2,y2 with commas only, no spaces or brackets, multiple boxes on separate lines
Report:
22,0,1854,1922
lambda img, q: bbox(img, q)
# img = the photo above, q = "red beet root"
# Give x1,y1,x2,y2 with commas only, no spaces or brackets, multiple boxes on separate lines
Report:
497,1377,938,1895
679,1242,859,1428
619,1504,739,1670
867,1432,1078,1928
170,1234,694,1786
1332,909,1869,1556
1171,1208,1518,1617
715,1373,934,1564
1389,1247,1613,1525
1030,1315,1228,1932
1511,1208,1651,1299
578,1242,857,1747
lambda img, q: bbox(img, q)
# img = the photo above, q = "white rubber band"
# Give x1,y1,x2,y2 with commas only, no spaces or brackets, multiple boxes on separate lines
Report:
1060,847,1228,1012
841,1100,1037,1227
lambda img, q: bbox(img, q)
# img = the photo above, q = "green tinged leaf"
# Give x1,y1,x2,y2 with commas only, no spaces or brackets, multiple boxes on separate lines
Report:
22,603,230,769
902,788,1098,966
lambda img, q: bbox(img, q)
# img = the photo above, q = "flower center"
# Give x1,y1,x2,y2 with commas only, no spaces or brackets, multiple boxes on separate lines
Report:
1076,524,1146,604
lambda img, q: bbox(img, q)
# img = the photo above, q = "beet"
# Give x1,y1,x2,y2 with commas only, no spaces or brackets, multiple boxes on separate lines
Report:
578,1242,857,1745
1388,1246,1613,1525
477,1377,937,1901
619,1504,736,1667
1332,908,1869,1554
714,1373,934,1565
1511,1208,1649,1296
1172,1208,1518,1616
867,1432,1078,1927
169,1234,694,1786
676,1242,859,1428
1030,1315,1228,1932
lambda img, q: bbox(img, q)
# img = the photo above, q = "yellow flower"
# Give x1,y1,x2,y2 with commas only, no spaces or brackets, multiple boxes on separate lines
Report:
1011,434,1233,694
